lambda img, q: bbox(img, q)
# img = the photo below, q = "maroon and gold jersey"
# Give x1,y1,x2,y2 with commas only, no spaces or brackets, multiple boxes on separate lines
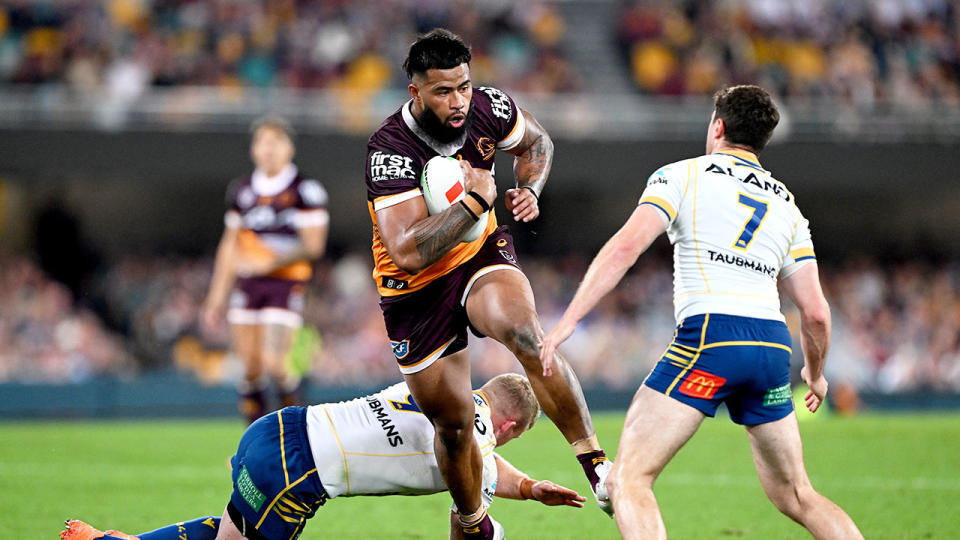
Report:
365,86,526,297
225,164,329,282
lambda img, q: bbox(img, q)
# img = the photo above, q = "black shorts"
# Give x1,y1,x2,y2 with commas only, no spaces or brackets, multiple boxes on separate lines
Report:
379,226,523,374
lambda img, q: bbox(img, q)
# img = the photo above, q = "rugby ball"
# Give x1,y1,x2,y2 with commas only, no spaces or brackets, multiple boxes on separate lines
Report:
420,156,488,242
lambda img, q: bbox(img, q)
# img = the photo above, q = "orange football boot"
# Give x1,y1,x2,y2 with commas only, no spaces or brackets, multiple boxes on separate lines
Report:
60,520,105,540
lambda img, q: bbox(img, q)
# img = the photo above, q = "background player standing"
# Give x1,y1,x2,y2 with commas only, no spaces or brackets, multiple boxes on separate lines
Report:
365,29,611,539
541,85,864,539
202,116,329,424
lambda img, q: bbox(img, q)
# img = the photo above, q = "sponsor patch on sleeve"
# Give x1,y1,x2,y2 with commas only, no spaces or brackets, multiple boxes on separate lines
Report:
369,151,416,182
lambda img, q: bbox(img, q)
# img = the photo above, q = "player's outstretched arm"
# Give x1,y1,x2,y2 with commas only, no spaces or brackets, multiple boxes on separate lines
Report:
540,204,666,373
779,261,831,412
201,225,240,331
493,453,585,507
505,109,552,223
376,162,496,274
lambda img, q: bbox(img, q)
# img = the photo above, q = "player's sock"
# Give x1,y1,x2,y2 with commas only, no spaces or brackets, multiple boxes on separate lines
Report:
577,449,614,516
459,512,496,540
238,377,269,424
278,376,304,408
116,517,220,540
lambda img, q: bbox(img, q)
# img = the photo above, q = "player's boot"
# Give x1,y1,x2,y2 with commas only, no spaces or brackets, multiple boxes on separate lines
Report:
591,459,614,517
577,450,614,517
61,520,106,540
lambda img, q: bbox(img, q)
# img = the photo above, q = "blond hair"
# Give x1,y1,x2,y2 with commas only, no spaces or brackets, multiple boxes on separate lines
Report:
483,373,540,431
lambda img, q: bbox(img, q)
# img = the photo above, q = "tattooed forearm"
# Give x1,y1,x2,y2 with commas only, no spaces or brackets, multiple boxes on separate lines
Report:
512,111,554,196
411,203,476,269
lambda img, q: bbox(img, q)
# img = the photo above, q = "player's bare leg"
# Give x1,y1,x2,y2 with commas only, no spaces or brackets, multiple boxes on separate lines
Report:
466,270,595,441
606,386,704,540
746,413,864,539
261,322,301,407
403,349,491,538
231,323,267,424
465,269,612,510
214,507,244,540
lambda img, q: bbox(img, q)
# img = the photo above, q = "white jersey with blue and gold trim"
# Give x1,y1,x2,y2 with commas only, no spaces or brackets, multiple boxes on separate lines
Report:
638,149,816,322
304,382,498,506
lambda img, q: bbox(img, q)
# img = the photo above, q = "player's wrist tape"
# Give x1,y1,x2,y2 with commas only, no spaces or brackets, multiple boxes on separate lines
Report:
466,191,491,213
458,200,480,221
519,478,536,500
521,185,540,201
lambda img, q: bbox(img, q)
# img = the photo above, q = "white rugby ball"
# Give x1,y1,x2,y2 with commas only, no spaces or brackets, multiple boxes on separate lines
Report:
420,156,488,242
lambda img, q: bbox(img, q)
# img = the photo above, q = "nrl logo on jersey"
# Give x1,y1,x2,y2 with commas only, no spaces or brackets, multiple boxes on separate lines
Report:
390,340,410,359
370,151,415,182
479,87,512,121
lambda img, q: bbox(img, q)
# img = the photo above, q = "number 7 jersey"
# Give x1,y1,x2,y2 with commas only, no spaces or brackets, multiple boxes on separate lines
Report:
639,149,816,323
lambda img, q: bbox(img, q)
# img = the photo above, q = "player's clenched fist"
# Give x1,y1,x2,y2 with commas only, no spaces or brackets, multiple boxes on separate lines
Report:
505,187,539,222
532,480,586,508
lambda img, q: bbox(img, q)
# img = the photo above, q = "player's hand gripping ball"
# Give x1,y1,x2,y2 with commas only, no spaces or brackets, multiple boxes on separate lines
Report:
420,156,487,242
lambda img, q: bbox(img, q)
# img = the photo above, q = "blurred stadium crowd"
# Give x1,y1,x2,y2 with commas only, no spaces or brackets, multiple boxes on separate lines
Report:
1,0,577,95
1,253,958,395
5,0,960,107
616,0,960,104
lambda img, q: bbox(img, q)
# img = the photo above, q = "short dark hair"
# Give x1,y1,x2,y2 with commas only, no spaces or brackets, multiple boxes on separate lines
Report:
250,115,296,142
713,85,779,153
403,28,471,79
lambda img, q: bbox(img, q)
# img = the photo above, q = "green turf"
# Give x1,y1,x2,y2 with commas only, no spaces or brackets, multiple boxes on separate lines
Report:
2,411,959,539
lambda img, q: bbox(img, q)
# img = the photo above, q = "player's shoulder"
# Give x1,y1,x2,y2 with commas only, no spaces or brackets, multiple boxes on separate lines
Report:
225,174,253,207
473,85,518,124
368,107,414,151
646,156,698,186
291,173,328,207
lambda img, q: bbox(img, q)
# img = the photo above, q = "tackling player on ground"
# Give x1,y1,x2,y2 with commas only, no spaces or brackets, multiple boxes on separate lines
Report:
541,85,864,539
201,117,329,424
61,374,585,540
365,29,611,538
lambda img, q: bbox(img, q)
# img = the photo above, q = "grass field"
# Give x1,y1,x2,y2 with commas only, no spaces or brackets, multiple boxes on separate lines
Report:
3,411,959,539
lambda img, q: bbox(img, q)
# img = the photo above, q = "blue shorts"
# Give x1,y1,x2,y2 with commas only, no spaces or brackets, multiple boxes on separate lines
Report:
643,314,794,425
229,407,328,540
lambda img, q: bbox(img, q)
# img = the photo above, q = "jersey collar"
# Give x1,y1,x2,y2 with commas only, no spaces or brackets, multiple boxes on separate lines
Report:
251,164,298,196
714,149,765,171
401,100,468,157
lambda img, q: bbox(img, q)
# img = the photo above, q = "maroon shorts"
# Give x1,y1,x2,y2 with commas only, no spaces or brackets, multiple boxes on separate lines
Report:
380,226,524,374
228,277,306,328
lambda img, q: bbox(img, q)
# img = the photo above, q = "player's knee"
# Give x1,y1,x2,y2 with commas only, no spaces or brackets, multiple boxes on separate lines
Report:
606,462,651,500
503,323,541,362
768,483,815,520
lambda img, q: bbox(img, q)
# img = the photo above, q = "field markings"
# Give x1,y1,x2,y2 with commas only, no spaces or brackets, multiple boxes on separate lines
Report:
659,472,960,491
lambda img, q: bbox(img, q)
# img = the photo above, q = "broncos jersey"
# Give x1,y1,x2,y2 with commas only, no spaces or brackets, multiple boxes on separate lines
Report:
304,382,499,506
365,86,527,297
638,149,816,322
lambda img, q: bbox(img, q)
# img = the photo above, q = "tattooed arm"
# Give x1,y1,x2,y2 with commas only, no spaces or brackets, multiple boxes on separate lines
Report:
505,109,554,222
376,162,496,274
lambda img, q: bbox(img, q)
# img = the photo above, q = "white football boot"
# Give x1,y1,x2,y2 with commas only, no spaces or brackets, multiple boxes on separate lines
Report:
592,459,614,517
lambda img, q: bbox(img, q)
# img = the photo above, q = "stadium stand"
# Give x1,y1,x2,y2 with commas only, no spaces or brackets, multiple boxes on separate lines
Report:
615,0,960,105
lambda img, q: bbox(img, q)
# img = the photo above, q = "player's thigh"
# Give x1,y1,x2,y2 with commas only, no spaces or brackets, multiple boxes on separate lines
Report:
403,348,475,428
260,323,296,368
215,506,245,540
616,385,705,481
464,268,540,342
745,412,812,491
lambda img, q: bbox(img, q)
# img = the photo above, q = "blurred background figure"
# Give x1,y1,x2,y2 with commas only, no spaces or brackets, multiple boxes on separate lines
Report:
202,116,329,423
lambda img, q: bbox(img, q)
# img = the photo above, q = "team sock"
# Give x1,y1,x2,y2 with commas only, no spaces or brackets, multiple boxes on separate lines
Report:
238,378,270,424
459,511,495,540
278,377,304,408
101,517,220,540
576,449,609,492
